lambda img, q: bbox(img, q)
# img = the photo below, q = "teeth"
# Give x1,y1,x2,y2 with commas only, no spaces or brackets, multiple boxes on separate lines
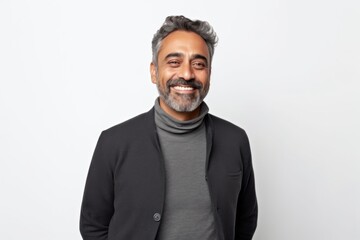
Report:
173,86,194,91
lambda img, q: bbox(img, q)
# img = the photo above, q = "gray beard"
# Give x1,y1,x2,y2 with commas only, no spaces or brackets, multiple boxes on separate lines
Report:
161,91,202,112
156,82,204,112
155,76,209,112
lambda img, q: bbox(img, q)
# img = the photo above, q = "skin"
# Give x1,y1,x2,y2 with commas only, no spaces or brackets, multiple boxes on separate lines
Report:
150,30,211,121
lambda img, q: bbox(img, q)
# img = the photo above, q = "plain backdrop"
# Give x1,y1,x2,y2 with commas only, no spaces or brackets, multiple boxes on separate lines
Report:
1,0,359,239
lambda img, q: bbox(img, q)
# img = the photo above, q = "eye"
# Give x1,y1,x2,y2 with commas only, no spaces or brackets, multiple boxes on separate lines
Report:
168,60,180,67
192,61,207,70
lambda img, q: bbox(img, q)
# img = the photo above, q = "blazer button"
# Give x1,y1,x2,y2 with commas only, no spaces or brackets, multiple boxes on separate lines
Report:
153,213,161,222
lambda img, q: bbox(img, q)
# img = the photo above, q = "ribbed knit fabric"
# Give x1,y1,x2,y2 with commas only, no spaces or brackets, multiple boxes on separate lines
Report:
154,99,217,240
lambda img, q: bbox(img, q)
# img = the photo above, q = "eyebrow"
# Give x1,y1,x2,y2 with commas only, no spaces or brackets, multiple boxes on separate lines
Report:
164,52,208,63
191,54,208,63
165,52,183,59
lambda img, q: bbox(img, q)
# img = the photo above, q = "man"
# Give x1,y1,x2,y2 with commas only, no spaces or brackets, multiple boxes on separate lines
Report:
80,15,258,240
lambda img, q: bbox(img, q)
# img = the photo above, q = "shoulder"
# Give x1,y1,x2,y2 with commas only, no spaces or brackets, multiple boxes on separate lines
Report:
99,108,155,144
207,114,253,165
206,113,251,154
207,113,248,139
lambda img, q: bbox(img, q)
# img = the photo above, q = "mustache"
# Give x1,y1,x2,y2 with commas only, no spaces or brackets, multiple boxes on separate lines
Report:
166,78,203,89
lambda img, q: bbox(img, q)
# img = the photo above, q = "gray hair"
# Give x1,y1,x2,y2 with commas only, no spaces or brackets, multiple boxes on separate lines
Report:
151,15,218,67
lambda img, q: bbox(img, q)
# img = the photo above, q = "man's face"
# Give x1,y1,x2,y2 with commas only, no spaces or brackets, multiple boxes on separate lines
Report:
151,30,211,113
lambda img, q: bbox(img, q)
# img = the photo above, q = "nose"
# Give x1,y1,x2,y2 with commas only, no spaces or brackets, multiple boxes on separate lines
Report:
178,62,195,80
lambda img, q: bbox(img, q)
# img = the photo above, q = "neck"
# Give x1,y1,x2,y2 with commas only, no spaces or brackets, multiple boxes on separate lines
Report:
159,98,201,121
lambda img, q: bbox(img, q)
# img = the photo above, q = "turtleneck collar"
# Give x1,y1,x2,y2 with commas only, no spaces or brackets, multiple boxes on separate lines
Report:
154,98,209,134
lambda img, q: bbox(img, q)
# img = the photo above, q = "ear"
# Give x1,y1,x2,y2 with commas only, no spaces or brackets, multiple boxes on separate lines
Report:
150,62,157,84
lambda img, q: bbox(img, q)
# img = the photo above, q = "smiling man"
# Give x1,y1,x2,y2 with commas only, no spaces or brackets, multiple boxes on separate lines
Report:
80,16,258,240
151,30,211,120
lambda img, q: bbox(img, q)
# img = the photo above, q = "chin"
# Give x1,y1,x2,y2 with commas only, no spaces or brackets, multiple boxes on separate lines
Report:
169,100,201,112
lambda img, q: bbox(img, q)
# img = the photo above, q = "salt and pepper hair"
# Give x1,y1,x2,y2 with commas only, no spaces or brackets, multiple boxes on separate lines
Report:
151,15,218,67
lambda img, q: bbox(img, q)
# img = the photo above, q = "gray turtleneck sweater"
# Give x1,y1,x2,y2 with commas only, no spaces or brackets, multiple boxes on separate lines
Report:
154,99,217,240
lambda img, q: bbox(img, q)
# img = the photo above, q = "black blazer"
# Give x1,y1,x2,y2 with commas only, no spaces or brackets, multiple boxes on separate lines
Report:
80,108,257,240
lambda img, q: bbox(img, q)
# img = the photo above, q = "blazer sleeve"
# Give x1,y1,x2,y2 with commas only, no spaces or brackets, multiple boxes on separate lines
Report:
80,132,115,240
235,131,258,240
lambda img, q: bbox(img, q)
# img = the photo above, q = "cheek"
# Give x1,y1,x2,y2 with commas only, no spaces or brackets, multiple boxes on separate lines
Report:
159,70,176,83
197,69,210,79
198,73,210,86
156,75,169,89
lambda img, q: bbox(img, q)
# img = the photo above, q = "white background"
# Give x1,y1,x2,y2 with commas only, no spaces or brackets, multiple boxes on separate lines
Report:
1,0,359,239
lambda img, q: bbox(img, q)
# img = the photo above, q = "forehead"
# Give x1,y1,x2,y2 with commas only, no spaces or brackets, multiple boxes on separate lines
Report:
158,30,209,59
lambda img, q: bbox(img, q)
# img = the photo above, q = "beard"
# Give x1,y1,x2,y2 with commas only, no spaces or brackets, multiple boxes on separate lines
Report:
156,78,209,112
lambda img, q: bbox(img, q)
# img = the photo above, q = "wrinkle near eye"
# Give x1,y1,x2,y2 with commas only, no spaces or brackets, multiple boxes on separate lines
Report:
167,59,181,67
192,61,207,70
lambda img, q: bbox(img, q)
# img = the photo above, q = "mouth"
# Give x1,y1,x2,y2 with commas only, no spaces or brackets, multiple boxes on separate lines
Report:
166,78,202,95
171,85,197,94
